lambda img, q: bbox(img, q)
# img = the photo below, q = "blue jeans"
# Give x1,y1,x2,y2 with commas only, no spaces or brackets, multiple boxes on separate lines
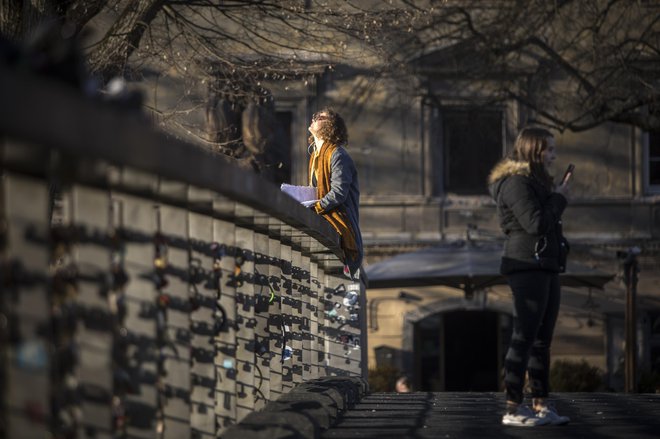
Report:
504,270,561,404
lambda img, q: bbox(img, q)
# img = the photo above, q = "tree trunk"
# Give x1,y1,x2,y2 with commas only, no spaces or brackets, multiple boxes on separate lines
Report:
0,0,53,41
0,0,21,40
86,0,165,81
205,92,243,154
64,0,107,37
21,0,50,37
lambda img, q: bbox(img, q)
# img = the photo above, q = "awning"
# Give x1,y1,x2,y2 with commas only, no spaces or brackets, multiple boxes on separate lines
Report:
365,240,614,291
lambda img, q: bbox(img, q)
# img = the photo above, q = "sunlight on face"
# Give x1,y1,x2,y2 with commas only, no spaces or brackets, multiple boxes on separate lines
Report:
308,112,328,137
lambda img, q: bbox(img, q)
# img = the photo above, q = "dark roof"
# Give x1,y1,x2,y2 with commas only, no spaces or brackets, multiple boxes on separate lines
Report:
365,240,614,290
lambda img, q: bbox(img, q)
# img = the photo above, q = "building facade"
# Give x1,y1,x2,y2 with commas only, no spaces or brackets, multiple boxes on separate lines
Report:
262,64,660,393
134,2,660,393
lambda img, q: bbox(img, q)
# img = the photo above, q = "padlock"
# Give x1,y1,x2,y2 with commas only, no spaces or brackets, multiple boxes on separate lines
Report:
153,233,168,269
111,264,129,290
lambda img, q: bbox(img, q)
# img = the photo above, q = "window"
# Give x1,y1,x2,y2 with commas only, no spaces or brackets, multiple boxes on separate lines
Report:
440,107,504,195
270,111,293,186
647,130,660,190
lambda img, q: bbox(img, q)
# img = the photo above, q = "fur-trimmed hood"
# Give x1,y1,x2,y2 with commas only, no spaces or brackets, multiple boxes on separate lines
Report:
487,159,530,184
487,159,530,200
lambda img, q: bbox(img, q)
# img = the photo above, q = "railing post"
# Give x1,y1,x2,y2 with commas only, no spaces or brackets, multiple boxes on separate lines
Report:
300,248,313,382
71,185,114,436
291,245,304,385
253,230,271,409
157,198,193,437
233,212,256,422
212,207,238,432
308,259,322,380
114,187,160,438
2,173,51,438
279,233,294,393
266,231,283,400
321,271,363,377
188,209,219,435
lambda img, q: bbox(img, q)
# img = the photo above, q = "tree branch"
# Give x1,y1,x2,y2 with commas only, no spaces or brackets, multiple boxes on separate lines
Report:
87,0,165,80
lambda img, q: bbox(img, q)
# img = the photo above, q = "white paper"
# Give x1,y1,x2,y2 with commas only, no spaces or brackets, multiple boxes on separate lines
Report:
281,184,317,203
301,199,320,208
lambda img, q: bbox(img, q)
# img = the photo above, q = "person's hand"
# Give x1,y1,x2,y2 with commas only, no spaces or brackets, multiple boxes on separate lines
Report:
555,181,570,200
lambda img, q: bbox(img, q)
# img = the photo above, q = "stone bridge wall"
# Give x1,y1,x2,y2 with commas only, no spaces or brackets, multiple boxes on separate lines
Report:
0,68,367,438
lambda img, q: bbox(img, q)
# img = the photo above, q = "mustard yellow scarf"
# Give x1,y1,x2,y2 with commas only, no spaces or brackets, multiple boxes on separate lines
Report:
309,142,359,263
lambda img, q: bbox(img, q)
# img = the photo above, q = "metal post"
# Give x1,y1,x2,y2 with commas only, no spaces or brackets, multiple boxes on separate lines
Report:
623,248,640,393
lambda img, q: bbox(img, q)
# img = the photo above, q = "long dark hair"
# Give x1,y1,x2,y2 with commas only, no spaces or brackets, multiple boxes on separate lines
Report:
511,127,554,189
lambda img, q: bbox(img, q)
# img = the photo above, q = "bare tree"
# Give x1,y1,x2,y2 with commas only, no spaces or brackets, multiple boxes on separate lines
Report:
2,0,659,147
0,1,367,175
341,0,660,132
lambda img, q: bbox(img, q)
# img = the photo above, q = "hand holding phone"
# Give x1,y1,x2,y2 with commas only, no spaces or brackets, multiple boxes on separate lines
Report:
560,164,575,185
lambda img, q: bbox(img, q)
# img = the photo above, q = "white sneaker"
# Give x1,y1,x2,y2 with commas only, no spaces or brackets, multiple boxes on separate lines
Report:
536,405,570,425
502,404,550,427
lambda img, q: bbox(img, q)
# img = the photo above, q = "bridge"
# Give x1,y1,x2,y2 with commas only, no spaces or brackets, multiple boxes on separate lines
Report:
321,392,660,439
220,387,660,438
0,67,365,438
2,68,659,439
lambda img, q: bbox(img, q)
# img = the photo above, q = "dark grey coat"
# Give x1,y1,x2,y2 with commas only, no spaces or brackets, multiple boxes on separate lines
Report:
488,159,569,275
316,146,363,273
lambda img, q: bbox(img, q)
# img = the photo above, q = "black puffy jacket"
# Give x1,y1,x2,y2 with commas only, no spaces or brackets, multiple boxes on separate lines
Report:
488,159,569,275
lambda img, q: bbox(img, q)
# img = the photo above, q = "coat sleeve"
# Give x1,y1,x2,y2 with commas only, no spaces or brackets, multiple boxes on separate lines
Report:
316,148,353,213
501,175,567,236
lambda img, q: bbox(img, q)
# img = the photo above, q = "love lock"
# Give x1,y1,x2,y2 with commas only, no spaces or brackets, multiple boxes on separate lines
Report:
153,233,168,269
235,253,245,266
213,305,227,335
188,294,201,312
16,339,48,371
157,293,170,308
206,269,222,291
282,345,293,361
210,242,225,258
111,265,129,290
152,271,168,290
228,271,244,288
108,292,127,321
268,285,276,304
339,334,353,344
343,291,358,307
156,309,167,332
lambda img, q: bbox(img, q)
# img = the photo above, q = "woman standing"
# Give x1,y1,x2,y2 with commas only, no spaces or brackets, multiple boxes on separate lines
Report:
307,108,363,278
488,127,571,427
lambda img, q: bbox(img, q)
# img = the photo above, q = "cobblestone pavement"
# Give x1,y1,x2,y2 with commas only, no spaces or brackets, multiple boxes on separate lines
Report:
322,392,660,438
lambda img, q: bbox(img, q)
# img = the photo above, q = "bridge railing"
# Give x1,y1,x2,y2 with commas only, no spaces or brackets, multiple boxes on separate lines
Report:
0,68,367,438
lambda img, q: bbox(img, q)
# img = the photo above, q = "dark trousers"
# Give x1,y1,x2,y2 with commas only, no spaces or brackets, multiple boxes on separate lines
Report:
504,270,561,404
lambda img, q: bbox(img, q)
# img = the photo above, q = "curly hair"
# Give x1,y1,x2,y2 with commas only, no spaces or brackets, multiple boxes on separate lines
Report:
309,108,348,147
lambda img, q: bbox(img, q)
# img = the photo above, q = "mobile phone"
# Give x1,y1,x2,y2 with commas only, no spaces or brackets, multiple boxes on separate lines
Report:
561,164,575,185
